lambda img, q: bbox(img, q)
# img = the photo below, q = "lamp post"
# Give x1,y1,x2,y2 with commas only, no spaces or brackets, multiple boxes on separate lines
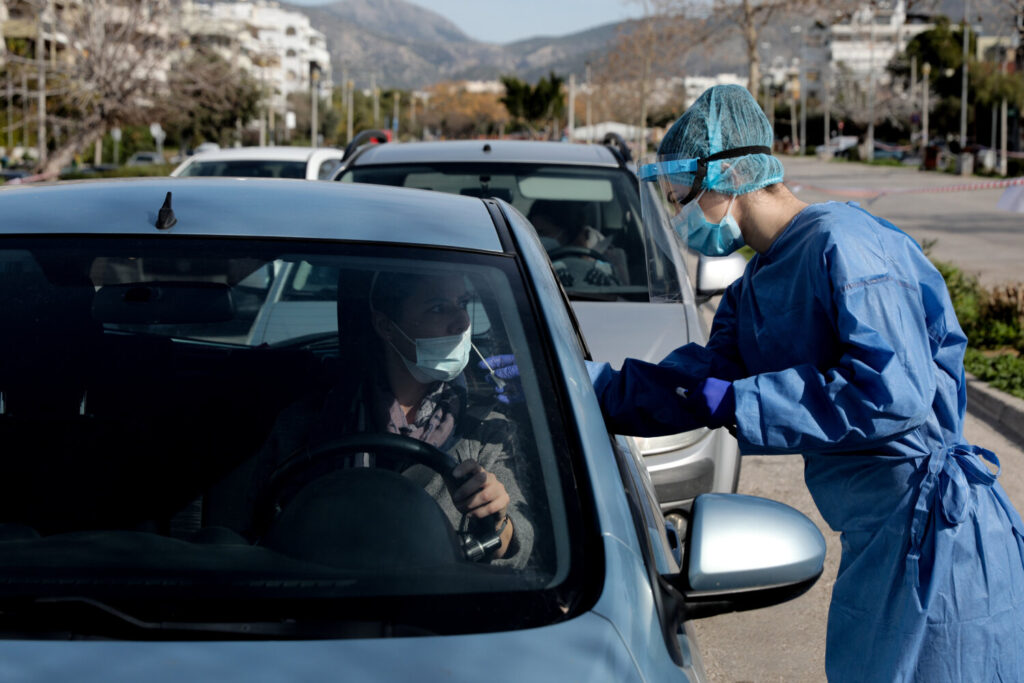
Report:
958,1,971,175
585,61,592,144
310,64,320,148
921,62,931,159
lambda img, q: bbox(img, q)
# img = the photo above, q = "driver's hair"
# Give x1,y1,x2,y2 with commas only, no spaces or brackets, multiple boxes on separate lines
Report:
527,199,588,244
368,271,433,320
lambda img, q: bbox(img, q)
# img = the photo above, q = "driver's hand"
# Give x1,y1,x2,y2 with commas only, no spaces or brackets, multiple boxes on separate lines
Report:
449,460,509,521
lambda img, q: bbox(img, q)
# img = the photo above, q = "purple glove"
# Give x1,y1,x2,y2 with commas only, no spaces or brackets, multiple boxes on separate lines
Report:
676,377,735,429
478,354,523,404
699,377,735,429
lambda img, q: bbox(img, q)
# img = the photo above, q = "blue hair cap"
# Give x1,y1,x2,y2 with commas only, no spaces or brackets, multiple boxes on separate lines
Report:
657,84,784,195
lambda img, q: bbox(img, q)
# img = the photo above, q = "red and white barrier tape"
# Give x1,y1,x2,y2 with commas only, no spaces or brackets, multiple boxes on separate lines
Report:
789,175,1024,201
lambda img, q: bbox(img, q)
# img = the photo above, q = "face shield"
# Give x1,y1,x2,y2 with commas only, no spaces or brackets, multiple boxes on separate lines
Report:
637,145,771,263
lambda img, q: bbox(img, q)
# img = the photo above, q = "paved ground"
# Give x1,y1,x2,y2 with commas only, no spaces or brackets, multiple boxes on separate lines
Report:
689,156,1024,682
782,156,1023,287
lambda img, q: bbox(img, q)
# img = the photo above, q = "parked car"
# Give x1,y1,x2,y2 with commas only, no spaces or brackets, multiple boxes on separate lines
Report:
125,151,165,166
170,145,344,180
331,138,746,522
0,177,825,680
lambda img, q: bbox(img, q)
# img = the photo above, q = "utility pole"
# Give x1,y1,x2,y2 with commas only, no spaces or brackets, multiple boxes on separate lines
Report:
371,73,379,128
959,0,970,174
921,62,931,159
310,65,319,148
866,14,875,162
345,79,354,144
568,73,576,143
6,76,13,151
585,61,592,144
392,92,399,139
21,70,29,152
36,4,47,165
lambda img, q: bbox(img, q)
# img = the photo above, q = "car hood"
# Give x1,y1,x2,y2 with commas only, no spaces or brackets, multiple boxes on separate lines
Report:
572,301,695,369
0,612,642,682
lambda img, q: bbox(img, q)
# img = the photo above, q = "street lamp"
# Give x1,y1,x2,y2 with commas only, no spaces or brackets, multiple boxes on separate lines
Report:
921,62,931,159
310,63,321,149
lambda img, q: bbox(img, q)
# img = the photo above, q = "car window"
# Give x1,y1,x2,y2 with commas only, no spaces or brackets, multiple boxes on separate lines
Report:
340,163,683,303
178,159,307,178
0,236,588,635
317,158,342,179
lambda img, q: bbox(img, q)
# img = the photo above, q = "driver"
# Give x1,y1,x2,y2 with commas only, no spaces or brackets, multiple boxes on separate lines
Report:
527,199,622,287
244,270,532,565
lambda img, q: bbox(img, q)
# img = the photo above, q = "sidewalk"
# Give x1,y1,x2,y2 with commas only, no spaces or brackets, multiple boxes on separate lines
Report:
965,373,1024,447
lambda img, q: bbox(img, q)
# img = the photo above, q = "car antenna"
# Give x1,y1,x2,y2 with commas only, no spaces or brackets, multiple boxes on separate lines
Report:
155,191,177,230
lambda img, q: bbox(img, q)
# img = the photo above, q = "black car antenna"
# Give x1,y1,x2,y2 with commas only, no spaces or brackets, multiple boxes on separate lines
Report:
155,191,177,230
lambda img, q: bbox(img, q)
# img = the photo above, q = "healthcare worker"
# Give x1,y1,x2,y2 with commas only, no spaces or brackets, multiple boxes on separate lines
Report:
589,84,1024,681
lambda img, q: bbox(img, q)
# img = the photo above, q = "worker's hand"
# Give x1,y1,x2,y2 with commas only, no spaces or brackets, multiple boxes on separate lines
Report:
479,354,523,404
677,377,735,429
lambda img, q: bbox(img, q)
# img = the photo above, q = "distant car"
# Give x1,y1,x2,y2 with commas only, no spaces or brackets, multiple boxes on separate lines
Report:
0,168,30,183
0,177,826,680
170,146,344,180
125,151,165,166
331,137,745,522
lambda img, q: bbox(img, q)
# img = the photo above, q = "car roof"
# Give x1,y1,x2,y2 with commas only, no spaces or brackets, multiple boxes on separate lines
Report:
346,140,623,168
183,146,343,163
0,177,503,251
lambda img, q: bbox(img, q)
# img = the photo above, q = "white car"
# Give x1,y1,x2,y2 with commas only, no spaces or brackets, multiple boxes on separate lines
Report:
170,146,344,180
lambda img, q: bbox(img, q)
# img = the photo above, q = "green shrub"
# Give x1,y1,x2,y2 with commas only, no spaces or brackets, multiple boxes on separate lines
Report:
964,348,1024,400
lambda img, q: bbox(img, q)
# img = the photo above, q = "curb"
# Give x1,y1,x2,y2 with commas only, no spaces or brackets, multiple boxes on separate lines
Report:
965,372,1024,447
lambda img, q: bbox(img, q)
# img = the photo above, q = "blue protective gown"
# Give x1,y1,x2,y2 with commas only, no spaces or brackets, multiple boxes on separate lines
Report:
593,201,1024,681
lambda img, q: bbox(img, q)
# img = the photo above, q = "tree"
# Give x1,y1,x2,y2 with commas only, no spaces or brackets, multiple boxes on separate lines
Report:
499,72,565,139
159,48,261,150
420,82,509,139
27,0,183,176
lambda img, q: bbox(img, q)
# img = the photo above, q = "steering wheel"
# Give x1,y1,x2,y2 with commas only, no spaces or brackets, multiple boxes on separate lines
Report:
547,245,609,262
257,433,502,562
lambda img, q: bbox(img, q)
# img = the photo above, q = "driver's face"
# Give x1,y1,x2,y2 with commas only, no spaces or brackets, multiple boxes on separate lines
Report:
394,275,471,342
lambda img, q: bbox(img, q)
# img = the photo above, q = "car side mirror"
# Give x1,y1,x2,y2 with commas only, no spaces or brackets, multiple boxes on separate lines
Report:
665,493,826,620
695,252,746,303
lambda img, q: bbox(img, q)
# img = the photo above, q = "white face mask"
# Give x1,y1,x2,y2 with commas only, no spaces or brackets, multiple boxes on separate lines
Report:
388,322,472,384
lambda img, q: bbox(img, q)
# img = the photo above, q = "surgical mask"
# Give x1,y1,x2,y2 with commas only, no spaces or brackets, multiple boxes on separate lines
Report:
387,321,472,384
671,191,744,257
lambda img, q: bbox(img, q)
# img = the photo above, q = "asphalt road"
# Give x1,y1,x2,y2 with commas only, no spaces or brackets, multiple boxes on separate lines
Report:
782,155,1023,288
689,156,1024,682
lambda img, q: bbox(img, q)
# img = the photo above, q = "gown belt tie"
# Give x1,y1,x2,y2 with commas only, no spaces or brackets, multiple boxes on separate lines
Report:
906,444,1024,587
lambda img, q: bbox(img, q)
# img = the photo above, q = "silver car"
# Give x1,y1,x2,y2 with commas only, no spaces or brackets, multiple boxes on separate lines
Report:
0,177,824,680
332,138,745,520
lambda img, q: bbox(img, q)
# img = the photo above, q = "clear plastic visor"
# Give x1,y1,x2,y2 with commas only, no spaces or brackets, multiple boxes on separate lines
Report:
637,153,693,273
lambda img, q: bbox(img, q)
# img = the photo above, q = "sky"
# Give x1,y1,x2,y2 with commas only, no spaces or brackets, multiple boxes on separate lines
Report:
287,0,642,44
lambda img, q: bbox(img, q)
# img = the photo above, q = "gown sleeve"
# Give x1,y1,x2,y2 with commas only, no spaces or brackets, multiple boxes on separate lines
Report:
733,239,937,454
592,283,747,437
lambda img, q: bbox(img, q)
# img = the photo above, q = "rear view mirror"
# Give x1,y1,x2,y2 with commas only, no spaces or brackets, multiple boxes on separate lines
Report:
670,493,826,619
92,282,235,324
695,252,746,302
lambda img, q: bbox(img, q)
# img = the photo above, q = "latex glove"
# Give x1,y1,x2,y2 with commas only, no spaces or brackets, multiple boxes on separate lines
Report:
677,377,735,429
478,354,523,404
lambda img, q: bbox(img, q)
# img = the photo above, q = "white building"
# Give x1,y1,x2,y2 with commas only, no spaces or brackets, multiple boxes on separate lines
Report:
825,1,931,84
180,0,332,115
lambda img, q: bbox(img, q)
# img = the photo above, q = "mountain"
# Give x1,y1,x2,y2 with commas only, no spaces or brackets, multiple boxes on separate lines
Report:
283,0,624,89
284,0,1000,92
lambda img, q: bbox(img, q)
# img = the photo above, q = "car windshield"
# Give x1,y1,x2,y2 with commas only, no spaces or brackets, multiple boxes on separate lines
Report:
340,163,684,303
0,237,587,638
178,159,307,178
